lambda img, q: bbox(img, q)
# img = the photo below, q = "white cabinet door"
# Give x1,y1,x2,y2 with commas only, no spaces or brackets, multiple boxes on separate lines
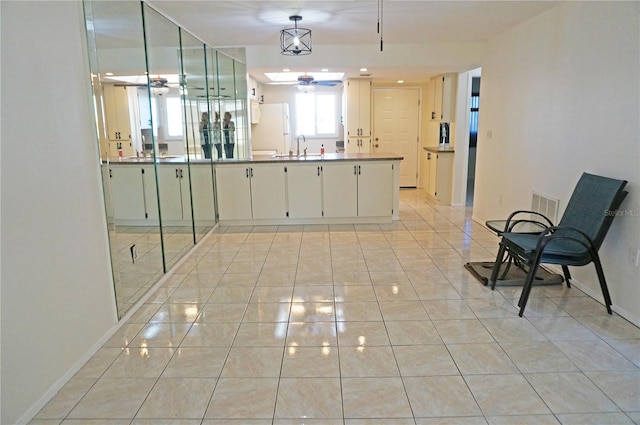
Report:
433,76,444,121
141,165,159,221
157,166,185,221
359,81,372,136
287,164,322,218
216,165,252,220
250,164,287,220
346,138,371,154
157,164,215,223
103,84,131,141
346,79,371,138
427,152,438,199
357,162,394,217
101,165,114,220
109,165,145,220
189,165,215,222
322,163,358,218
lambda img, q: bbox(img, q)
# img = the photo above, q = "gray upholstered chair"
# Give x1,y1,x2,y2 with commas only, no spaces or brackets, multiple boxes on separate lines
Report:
489,172,628,317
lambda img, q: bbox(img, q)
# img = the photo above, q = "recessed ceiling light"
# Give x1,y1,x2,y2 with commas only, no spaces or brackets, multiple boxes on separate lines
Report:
360,68,368,72
283,68,290,72
397,80,404,84
321,68,329,72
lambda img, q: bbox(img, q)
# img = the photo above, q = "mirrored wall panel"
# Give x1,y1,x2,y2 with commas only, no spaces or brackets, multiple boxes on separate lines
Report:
85,0,164,317
84,0,247,318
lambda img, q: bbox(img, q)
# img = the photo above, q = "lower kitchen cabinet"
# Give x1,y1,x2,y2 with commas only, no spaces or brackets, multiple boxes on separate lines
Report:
157,164,215,223
158,166,190,222
424,149,454,205
215,165,252,221
287,164,323,218
357,162,394,217
107,163,214,225
322,163,358,218
251,165,287,220
214,159,399,225
189,165,216,222
106,164,157,223
322,162,393,218
216,163,287,221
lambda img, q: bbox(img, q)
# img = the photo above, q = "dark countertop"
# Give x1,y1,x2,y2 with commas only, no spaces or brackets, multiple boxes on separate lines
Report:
104,152,404,165
424,146,454,153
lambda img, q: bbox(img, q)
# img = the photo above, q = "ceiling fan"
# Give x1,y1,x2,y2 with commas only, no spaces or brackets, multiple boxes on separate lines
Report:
297,74,342,87
112,76,179,91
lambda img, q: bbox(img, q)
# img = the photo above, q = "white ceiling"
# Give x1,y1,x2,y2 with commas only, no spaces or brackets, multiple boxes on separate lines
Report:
147,1,560,84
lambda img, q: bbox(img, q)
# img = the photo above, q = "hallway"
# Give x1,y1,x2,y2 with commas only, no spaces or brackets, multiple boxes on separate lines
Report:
31,189,640,424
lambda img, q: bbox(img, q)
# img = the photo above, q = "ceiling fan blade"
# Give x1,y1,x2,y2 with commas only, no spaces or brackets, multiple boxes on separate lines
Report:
113,83,147,87
314,80,343,86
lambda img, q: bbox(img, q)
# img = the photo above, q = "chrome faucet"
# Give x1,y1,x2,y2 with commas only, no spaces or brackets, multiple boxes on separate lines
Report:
296,134,306,157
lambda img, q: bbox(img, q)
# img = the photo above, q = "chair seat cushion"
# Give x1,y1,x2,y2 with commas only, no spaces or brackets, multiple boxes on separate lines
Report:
502,232,592,265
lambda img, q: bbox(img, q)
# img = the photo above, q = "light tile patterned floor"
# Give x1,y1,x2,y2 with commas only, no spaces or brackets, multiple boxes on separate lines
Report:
32,189,640,424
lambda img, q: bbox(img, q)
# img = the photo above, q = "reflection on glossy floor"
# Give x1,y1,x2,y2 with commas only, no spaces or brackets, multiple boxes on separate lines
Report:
111,225,210,317
33,189,640,424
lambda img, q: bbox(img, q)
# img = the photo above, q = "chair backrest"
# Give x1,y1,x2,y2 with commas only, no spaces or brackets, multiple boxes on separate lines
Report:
558,172,628,250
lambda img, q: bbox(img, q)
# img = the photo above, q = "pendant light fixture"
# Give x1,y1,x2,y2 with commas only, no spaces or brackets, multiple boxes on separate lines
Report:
281,15,312,56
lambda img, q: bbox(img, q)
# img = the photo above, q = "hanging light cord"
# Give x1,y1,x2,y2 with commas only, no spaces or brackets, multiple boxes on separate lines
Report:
378,0,384,51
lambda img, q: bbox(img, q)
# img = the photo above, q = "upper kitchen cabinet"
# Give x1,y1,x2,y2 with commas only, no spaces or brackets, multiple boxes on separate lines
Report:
103,84,134,157
345,79,372,154
103,85,131,141
345,79,372,138
248,75,263,103
428,74,456,122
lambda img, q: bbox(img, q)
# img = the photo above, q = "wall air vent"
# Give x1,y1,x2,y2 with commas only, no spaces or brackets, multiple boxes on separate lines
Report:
531,191,559,224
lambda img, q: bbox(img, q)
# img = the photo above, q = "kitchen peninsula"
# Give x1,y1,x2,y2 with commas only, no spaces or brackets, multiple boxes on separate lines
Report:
104,152,403,226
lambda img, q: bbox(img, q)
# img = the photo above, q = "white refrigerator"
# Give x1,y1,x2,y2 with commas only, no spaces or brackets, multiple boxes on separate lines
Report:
250,103,291,154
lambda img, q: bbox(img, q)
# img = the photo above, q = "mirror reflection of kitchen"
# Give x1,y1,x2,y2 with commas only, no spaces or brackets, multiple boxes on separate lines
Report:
87,0,164,318
85,0,247,318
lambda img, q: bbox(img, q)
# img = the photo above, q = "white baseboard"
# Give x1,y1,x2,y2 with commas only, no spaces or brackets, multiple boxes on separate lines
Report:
545,264,640,327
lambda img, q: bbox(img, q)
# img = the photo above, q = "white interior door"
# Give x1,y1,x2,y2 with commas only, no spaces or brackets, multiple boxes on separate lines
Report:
373,89,420,187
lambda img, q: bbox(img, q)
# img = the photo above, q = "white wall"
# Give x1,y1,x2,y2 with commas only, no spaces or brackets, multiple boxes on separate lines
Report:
473,2,640,324
1,2,117,423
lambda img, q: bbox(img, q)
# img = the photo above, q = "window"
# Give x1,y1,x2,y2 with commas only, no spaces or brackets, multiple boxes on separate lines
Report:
150,94,183,139
165,96,184,137
295,92,337,137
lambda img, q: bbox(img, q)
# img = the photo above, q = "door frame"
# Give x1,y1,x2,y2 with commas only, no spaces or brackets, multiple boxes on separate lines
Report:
451,68,482,206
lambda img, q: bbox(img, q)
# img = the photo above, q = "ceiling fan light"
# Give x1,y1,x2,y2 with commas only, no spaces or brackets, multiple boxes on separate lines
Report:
281,15,312,56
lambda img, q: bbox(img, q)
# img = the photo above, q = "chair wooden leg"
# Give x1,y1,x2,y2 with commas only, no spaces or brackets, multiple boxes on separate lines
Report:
489,243,507,290
592,254,613,314
561,265,572,288
518,256,542,317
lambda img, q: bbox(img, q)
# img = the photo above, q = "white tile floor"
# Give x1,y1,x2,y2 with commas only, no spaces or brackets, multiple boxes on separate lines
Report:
32,189,640,424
